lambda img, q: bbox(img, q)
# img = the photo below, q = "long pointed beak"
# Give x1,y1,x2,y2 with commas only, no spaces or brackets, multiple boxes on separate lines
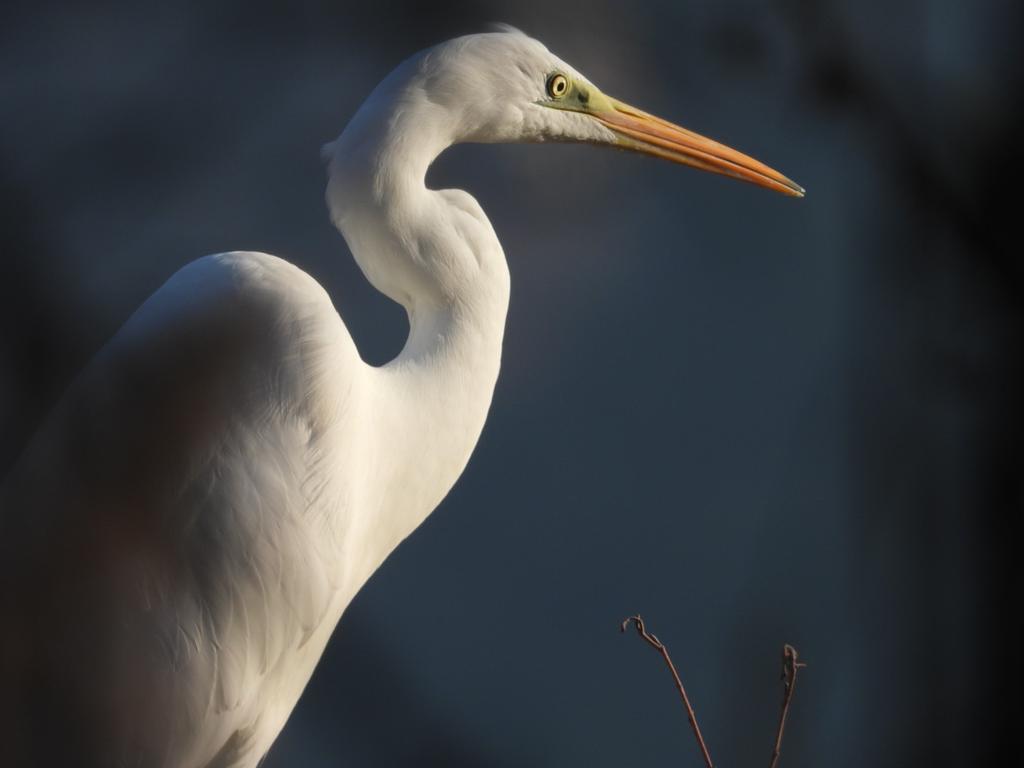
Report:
593,97,804,197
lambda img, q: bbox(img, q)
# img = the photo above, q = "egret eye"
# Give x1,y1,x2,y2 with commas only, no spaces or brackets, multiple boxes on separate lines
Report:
546,73,569,99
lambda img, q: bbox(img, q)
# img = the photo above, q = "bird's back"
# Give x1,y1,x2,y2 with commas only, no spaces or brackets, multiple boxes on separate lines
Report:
0,252,363,767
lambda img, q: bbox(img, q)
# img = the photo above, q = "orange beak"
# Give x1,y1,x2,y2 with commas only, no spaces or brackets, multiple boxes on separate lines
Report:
594,97,804,197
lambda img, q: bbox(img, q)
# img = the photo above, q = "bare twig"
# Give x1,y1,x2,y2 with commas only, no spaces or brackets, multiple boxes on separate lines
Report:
621,616,807,768
621,615,715,768
768,644,807,768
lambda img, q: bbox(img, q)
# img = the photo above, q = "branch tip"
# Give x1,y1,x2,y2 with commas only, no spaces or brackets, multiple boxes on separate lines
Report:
620,615,714,768
769,643,806,768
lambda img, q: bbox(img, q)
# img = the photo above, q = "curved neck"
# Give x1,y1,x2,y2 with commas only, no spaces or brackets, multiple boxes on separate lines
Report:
325,79,511,573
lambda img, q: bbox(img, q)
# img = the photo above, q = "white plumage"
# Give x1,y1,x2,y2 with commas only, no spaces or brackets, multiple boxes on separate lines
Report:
0,29,799,767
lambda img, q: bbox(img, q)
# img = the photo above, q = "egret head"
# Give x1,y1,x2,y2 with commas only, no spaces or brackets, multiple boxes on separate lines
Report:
325,28,802,310
412,27,803,197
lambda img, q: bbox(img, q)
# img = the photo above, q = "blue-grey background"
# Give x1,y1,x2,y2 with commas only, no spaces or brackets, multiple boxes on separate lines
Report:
1,0,1019,765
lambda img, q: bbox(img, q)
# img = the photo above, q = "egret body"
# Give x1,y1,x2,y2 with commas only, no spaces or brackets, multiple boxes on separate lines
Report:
0,29,800,768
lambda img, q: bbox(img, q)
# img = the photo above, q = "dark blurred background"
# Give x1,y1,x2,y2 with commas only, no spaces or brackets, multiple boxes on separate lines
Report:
1,0,1020,765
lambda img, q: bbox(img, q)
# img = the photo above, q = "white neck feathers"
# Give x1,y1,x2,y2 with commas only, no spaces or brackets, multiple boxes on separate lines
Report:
324,63,511,575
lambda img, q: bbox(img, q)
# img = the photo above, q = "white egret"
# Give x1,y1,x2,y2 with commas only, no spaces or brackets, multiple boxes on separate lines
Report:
0,28,801,768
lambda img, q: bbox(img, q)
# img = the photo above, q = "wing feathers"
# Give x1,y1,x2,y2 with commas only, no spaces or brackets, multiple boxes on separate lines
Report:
1,251,362,766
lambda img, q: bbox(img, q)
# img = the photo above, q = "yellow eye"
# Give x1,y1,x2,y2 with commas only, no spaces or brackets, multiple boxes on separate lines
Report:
546,73,569,99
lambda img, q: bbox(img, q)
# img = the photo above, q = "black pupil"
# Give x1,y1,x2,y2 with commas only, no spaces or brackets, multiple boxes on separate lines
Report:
553,78,565,94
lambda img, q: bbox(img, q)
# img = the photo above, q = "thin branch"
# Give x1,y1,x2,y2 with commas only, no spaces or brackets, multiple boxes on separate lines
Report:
620,615,715,768
768,644,807,768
